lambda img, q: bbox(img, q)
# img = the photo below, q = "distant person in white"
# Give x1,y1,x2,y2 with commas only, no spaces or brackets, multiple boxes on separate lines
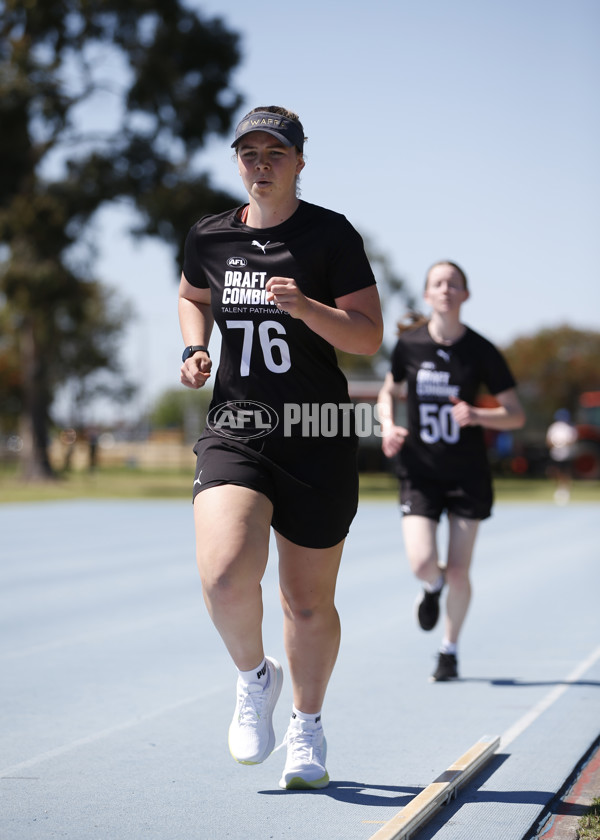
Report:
546,409,578,505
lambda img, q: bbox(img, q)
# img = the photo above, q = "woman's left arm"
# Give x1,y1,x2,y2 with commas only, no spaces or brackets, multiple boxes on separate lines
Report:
451,387,526,431
265,278,383,355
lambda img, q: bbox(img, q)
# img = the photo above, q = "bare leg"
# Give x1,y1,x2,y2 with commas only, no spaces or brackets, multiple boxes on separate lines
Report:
401,515,441,585
276,533,344,714
444,515,480,645
194,485,273,671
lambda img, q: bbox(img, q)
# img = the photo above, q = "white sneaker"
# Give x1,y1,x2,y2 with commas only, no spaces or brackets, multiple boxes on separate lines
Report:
228,656,283,765
278,717,329,789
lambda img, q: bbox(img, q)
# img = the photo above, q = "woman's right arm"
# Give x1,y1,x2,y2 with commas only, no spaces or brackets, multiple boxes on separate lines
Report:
377,371,409,458
178,273,214,390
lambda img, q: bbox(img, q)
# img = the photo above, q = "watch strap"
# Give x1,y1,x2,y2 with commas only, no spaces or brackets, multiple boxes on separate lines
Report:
182,345,210,361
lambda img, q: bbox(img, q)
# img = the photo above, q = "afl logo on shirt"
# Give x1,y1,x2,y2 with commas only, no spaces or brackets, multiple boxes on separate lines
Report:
207,400,279,439
227,257,248,267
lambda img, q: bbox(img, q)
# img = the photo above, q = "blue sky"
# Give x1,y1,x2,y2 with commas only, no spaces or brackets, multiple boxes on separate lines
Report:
84,0,599,422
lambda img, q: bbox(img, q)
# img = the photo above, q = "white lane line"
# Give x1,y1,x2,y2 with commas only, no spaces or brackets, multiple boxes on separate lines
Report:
366,645,600,840
367,735,500,840
4,647,599,780
500,643,600,750
0,686,225,778
0,609,201,661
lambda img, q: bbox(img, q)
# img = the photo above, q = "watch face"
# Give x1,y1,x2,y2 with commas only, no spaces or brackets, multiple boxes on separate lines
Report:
182,346,207,362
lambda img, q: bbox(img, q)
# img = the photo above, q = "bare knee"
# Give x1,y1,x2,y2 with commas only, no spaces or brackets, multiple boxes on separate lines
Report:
445,564,470,590
199,558,260,610
281,591,333,625
402,516,439,580
200,564,233,596
289,605,315,621
408,550,439,581
281,595,315,622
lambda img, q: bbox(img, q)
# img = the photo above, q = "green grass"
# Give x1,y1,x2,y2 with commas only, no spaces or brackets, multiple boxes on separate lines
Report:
1,466,599,504
357,472,600,503
578,796,600,840
0,466,194,503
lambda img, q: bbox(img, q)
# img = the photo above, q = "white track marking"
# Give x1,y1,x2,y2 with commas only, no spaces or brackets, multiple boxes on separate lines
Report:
500,643,600,750
0,686,225,778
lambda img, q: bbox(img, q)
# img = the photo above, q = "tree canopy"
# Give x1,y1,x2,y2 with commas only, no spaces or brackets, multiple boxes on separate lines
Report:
503,324,600,431
0,0,243,477
337,234,416,378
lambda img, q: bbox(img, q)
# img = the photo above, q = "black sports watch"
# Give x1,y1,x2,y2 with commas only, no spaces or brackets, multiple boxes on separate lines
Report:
182,345,210,362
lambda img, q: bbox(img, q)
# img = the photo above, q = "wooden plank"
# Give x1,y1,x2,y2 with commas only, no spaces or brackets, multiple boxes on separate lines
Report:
368,735,500,840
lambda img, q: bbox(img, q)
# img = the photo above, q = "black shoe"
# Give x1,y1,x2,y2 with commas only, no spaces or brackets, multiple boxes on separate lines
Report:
430,652,458,682
415,586,443,631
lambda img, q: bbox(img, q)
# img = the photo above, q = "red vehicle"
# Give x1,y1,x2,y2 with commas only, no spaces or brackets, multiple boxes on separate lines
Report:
573,391,600,479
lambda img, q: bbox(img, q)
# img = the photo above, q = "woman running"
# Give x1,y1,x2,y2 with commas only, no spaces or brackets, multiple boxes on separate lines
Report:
377,261,524,681
179,106,383,788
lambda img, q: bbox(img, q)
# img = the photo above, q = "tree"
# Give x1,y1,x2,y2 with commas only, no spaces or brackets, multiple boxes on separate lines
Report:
150,385,212,444
337,234,417,378
0,303,21,434
0,270,134,473
51,283,137,428
503,324,600,432
0,0,243,478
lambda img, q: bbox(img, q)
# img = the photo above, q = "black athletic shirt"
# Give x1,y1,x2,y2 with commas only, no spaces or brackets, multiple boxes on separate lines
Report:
390,323,516,480
183,201,376,439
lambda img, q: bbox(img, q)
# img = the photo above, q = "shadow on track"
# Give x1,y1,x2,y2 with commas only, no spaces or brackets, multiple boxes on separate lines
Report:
458,678,600,688
259,781,422,805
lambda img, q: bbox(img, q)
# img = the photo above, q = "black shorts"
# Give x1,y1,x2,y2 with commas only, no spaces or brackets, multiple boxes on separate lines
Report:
399,473,493,522
192,434,359,549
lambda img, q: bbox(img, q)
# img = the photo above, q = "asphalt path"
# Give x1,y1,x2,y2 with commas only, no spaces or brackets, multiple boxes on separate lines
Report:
1,497,598,840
